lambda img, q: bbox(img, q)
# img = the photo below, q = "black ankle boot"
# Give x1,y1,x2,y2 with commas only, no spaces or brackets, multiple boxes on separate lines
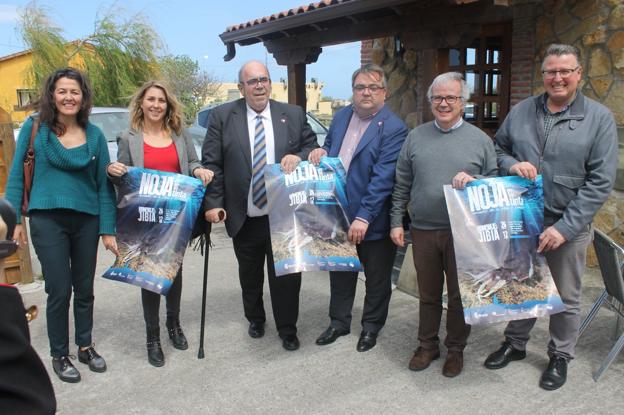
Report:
146,326,165,367
166,317,188,351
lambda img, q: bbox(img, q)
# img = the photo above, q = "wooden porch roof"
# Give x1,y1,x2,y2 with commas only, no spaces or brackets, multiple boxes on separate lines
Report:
219,0,510,61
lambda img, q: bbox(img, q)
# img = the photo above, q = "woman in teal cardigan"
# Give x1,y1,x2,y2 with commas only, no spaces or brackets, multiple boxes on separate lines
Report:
5,68,117,384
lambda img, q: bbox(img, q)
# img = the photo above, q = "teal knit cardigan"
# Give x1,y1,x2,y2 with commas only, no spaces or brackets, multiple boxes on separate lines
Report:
5,117,116,235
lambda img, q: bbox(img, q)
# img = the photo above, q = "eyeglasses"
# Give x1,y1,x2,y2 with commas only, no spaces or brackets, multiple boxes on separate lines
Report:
542,67,579,79
242,77,270,87
430,95,462,104
353,84,385,93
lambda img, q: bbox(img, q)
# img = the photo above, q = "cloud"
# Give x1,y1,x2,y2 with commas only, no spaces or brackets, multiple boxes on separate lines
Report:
0,4,19,23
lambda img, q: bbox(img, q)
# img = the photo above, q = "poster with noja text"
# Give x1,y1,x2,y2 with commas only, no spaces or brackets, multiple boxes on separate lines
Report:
265,157,362,276
444,175,564,325
103,167,205,295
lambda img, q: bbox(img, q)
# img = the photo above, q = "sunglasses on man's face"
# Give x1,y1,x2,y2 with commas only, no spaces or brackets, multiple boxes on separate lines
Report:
0,240,18,259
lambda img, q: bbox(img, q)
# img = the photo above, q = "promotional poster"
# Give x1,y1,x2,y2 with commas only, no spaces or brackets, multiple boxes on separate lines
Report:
443,175,565,325
265,157,362,276
102,167,206,295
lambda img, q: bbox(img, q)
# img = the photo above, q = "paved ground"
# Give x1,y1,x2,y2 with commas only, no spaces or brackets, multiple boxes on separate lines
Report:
19,223,624,414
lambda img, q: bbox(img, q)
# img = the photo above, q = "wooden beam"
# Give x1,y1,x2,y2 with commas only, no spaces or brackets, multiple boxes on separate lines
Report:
272,47,322,66
219,0,416,46
287,64,306,110
265,1,510,53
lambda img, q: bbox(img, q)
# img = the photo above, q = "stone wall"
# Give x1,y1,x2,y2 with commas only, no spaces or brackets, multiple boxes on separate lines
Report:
534,0,624,190
533,0,624,255
369,38,423,129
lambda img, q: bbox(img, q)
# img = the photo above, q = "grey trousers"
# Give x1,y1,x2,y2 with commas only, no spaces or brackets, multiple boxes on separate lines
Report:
504,225,592,360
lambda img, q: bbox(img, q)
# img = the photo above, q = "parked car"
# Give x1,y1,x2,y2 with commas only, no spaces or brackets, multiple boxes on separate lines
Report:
87,107,210,162
14,107,204,162
14,104,326,162
87,107,131,161
190,104,329,150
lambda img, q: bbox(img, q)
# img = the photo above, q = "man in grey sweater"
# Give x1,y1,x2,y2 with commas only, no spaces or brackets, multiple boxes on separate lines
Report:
390,72,497,378
483,44,618,391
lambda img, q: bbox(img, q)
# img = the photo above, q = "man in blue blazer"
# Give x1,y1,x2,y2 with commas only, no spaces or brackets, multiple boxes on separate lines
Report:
309,64,407,352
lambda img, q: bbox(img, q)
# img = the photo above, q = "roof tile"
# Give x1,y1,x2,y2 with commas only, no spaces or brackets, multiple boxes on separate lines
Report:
224,0,493,33
226,0,353,33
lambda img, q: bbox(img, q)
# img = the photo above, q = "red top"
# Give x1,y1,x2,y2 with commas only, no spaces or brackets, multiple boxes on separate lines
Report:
143,141,180,173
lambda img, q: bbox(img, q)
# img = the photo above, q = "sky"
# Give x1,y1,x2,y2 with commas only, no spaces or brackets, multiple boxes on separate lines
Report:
0,1,361,99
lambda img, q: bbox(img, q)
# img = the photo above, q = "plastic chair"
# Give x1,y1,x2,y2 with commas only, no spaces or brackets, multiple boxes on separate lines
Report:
578,228,624,381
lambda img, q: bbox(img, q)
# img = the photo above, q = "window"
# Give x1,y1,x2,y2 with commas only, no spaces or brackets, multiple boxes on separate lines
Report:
440,24,511,136
16,89,37,109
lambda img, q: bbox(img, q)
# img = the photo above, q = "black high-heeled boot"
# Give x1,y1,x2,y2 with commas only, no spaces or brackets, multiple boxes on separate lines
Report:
146,326,165,367
166,317,188,350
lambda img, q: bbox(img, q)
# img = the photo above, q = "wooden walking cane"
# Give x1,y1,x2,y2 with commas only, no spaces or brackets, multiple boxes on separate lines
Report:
198,220,212,359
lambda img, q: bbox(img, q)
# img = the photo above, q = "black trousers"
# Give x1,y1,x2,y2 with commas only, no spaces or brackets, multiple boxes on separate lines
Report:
142,267,183,329
328,236,396,334
232,216,301,337
29,210,100,357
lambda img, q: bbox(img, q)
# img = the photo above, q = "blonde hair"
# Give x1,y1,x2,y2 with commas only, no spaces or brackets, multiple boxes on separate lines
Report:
129,80,184,135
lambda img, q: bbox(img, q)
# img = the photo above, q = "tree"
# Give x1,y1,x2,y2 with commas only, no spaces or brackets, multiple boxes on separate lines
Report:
159,55,221,124
19,2,162,106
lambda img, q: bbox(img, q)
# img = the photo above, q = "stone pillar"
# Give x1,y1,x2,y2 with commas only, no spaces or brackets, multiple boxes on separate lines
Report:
361,39,374,66
370,37,421,128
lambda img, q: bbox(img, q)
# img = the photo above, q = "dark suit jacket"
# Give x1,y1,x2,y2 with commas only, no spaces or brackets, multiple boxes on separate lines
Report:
323,105,407,240
202,99,318,238
116,129,202,175
0,284,56,414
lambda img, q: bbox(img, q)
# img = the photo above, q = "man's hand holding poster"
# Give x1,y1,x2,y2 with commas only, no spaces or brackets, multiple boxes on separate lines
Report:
444,175,565,325
265,157,362,276
103,167,206,295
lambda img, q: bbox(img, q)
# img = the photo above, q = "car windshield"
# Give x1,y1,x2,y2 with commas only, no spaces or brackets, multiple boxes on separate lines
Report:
90,111,130,142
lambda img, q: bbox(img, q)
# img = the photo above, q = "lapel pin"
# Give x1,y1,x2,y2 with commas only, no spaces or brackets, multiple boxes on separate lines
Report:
281,118,286,123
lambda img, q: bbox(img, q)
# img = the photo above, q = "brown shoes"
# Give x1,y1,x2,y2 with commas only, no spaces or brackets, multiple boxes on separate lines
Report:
409,347,464,377
408,347,440,371
442,352,464,378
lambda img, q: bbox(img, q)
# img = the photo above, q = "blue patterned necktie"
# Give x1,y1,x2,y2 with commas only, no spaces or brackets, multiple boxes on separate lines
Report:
251,115,267,209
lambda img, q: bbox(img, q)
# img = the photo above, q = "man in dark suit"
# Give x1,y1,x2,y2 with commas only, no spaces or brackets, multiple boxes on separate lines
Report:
309,64,407,352
202,60,318,351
